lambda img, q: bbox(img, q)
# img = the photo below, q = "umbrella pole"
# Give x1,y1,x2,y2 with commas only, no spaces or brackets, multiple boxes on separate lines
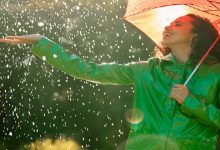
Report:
184,35,220,86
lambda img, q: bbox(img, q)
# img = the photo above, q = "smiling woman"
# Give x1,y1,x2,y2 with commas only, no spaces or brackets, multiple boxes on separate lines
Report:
162,14,220,64
1,13,220,150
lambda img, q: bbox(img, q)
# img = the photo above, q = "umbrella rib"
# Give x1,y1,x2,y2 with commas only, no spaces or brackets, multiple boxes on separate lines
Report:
187,5,220,18
214,19,220,24
208,0,220,5
187,3,218,11
123,7,150,18
207,0,220,10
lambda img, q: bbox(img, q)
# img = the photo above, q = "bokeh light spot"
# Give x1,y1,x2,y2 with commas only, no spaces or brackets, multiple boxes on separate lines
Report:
125,108,144,124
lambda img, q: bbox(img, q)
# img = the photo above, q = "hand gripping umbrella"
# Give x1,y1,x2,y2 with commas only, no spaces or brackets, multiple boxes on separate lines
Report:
123,0,220,85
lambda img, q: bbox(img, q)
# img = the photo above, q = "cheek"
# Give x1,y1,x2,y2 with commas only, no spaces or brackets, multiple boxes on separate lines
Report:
176,30,192,41
179,28,193,39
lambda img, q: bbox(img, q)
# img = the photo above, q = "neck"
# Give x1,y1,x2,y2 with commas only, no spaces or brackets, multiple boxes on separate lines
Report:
170,44,192,63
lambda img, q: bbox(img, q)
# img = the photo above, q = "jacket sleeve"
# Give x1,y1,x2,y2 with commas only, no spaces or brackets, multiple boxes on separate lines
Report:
31,37,135,85
180,88,220,129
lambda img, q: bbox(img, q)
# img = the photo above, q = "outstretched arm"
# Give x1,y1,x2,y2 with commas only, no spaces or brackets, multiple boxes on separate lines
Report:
0,34,136,85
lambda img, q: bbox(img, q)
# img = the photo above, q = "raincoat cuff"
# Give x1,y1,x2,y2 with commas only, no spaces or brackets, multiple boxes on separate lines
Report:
31,36,58,55
31,36,75,61
180,93,202,113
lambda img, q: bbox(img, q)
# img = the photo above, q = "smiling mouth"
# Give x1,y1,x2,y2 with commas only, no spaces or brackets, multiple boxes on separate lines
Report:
163,33,173,38
163,30,173,37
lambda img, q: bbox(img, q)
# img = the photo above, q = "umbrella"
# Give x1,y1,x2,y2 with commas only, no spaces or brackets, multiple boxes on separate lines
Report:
123,0,220,85
123,0,220,46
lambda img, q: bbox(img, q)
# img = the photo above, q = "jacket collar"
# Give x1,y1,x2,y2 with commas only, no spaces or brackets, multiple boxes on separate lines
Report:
160,53,219,66
160,53,192,66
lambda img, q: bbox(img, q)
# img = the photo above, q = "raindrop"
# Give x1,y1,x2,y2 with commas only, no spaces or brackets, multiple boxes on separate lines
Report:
42,56,46,61
76,6,80,10
9,132,13,136
38,22,44,27
53,54,58,58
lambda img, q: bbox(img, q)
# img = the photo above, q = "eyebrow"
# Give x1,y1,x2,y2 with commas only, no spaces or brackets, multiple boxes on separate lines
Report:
170,21,184,25
175,21,184,24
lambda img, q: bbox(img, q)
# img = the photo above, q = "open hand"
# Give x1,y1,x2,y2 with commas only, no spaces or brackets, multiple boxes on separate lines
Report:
0,34,42,44
170,84,189,105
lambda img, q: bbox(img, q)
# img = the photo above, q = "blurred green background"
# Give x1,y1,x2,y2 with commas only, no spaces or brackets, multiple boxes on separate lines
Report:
0,0,155,149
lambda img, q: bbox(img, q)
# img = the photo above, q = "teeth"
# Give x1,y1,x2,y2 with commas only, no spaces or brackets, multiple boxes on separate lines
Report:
164,33,172,36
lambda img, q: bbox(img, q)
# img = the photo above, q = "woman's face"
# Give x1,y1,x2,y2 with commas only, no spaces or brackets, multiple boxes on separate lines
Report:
162,16,195,48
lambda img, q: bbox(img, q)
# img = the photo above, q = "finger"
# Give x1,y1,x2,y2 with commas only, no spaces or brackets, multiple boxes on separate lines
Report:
5,36,30,40
0,39,32,44
0,38,19,41
169,93,174,98
4,36,19,39
0,39,15,43
170,88,179,93
169,94,177,100
0,39,21,43
173,84,182,88
170,92,179,98
170,91,177,97
0,39,7,42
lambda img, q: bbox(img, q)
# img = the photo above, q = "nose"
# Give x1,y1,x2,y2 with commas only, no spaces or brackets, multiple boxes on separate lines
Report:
164,25,171,30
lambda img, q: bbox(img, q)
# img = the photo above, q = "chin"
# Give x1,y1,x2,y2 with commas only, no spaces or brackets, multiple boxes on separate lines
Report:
162,39,177,48
161,40,170,47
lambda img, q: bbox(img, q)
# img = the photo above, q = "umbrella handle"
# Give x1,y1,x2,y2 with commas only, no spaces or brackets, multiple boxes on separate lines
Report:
184,35,220,86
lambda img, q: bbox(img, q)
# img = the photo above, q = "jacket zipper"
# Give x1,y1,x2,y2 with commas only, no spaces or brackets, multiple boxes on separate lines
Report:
165,62,186,150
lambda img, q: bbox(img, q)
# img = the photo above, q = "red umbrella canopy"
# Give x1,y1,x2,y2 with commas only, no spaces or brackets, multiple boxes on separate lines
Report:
123,0,220,46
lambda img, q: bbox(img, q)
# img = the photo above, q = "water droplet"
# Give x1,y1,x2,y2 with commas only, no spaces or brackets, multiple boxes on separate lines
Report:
38,22,44,27
76,6,80,10
9,132,12,136
53,54,58,58
42,56,46,61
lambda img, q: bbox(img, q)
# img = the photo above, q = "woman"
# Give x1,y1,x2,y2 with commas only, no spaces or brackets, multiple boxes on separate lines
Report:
0,14,220,150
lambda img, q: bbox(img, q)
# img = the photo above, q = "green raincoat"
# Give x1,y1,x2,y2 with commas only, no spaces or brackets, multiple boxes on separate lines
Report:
31,37,220,150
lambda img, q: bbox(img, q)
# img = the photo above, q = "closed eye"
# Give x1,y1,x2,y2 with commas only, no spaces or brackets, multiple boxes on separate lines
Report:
170,21,184,27
175,23,182,26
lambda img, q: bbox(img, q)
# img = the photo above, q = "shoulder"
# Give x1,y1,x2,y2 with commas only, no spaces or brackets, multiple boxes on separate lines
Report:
130,57,161,67
127,57,160,73
203,56,220,74
128,61,148,70
199,58,220,84
209,63,220,77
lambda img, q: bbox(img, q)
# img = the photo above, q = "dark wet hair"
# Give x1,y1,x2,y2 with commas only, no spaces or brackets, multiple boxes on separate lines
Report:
187,14,220,62
160,13,220,63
